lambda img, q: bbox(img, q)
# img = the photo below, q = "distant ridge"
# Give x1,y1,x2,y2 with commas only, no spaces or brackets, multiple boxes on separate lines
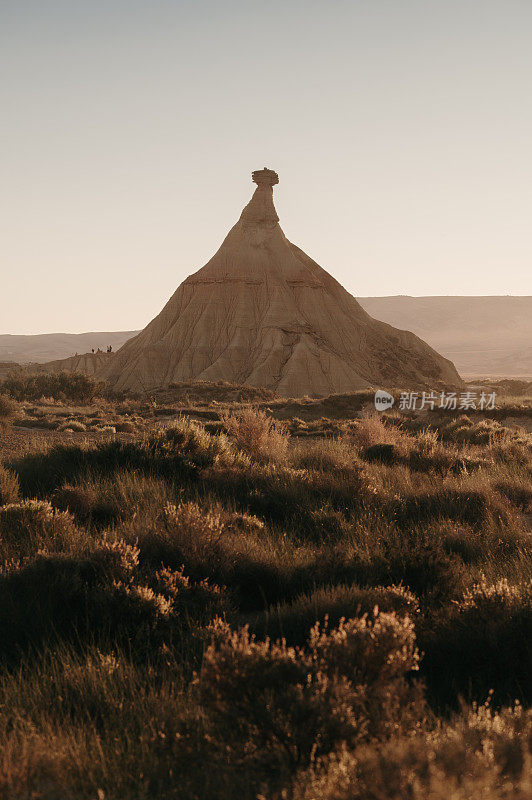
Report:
357,296,532,378
0,331,137,364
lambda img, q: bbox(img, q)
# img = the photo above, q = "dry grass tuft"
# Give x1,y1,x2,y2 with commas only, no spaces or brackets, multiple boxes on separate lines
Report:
0,463,20,505
221,407,289,462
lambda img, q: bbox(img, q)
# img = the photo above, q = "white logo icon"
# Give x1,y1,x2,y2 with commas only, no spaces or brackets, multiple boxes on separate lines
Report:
374,390,394,411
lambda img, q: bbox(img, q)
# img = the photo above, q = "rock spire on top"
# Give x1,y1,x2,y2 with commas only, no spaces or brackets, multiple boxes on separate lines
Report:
252,168,279,187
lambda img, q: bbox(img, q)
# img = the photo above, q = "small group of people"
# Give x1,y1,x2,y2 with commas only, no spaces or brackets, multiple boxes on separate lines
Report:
90,345,113,354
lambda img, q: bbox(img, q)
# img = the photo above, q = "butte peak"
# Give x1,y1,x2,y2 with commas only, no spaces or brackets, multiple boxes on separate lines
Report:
252,167,279,186
241,167,280,227
100,168,461,396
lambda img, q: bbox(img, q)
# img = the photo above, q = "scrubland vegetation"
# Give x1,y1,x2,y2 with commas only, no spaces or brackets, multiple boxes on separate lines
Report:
0,377,530,798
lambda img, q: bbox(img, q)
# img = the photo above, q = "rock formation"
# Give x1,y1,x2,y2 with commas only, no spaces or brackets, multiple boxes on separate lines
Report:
101,168,461,396
37,351,112,377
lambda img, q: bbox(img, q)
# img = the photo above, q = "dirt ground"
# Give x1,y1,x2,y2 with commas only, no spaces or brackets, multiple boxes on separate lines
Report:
0,426,130,462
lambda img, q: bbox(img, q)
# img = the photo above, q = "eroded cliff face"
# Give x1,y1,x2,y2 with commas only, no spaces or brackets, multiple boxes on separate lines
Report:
34,352,111,376
101,169,461,396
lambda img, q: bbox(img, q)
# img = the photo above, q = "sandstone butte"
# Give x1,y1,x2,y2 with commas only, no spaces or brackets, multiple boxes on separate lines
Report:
100,168,462,396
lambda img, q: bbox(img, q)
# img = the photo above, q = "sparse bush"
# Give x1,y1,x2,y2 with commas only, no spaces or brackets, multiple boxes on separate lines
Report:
16,415,59,430
9,431,202,496
430,519,527,563
0,499,79,561
52,484,98,521
58,419,87,432
368,527,466,603
0,393,17,429
495,477,532,511
152,565,232,627
115,420,136,433
363,442,399,464
221,407,289,462
422,578,532,707
52,473,171,526
160,415,232,467
392,486,517,531
0,463,20,505
352,414,410,452
249,584,419,645
292,437,359,472
293,703,532,800
1,372,105,403
126,501,285,609
0,540,172,662
197,611,424,785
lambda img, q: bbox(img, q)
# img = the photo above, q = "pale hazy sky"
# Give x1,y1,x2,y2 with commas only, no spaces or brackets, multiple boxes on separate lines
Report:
1,0,531,334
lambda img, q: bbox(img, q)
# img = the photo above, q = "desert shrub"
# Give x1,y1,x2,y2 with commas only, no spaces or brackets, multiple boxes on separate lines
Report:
495,477,532,511
221,407,289,462
0,646,147,737
0,644,202,799
160,416,232,467
490,439,531,466
302,506,352,544
0,393,17,429
289,416,347,439
125,495,472,612
362,443,399,465
45,417,233,491
151,565,232,629
126,502,286,610
415,427,440,454
0,540,174,662
421,578,532,707
52,473,171,527
428,519,527,564
95,424,116,434
366,527,466,604
0,463,20,505
292,703,532,800
0,500,79,562
151,379,275,405
9,429,205,497
391,486,517,532
362,435,473,475
115,420,136,433
218,462,366,533
196,611,424,786
51,485,99,521
58,419,87,432
248,584,419,645
1,372,105,403
440,416,522,448
292,437,359,472
352,415,410,452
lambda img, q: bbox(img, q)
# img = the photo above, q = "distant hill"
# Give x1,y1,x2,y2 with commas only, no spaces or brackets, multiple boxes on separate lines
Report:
358,296,532,378
0,331,138,364
2,297,531,379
